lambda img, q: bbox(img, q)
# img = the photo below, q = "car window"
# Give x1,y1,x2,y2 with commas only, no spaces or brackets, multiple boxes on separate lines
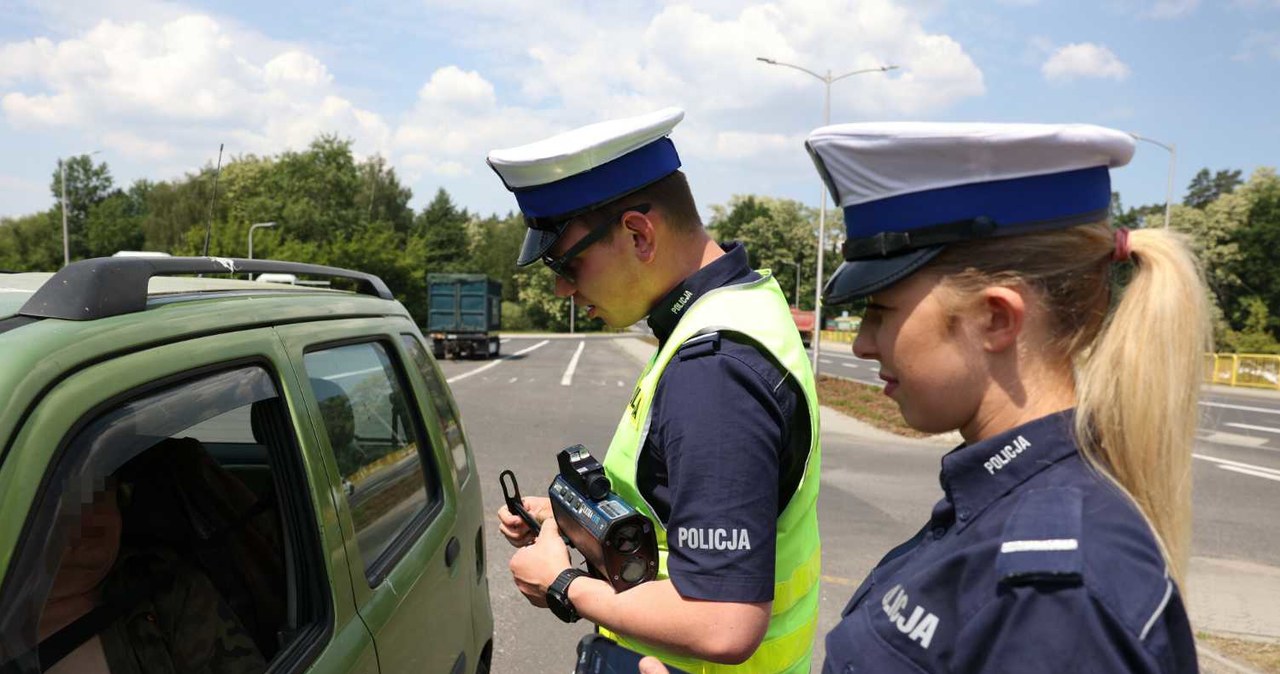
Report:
303,341,441,580
402,334,470,484
0,365,326,674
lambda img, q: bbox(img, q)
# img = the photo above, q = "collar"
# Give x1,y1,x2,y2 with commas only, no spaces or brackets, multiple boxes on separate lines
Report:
940,409,1078,529
647,242,757,346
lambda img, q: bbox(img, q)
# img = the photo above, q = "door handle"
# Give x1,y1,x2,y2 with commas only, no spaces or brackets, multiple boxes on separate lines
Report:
445,536,461,567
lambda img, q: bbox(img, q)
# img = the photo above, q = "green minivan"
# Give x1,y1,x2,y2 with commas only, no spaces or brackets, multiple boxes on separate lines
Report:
0,257,493,674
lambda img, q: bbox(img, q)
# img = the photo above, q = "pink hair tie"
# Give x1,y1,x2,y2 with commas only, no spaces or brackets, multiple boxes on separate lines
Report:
1112,228,1132,262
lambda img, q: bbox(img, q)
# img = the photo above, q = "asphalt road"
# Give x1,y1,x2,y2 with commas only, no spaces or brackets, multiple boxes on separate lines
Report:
437,335,1280,673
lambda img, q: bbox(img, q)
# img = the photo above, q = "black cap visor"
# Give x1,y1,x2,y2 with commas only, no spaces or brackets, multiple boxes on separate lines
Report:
822,246,944,305
516,223,568,267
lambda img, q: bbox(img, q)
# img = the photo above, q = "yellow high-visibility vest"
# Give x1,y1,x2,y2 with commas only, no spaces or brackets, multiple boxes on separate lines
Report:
600,272,822,674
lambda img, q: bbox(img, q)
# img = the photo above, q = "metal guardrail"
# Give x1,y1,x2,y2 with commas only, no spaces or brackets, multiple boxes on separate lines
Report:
820,330,855,344
822,333,1279,393
1207,353,1280,390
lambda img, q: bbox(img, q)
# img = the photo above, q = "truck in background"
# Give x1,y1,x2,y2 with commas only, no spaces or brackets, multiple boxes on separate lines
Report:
790,307,815,349
427,273,502,359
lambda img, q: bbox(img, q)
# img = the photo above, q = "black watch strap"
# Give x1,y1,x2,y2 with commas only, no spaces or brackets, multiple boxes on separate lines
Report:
547,568,589,623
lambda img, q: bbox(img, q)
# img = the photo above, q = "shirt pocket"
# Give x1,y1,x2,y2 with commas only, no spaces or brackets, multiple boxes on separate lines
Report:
823,602,935,674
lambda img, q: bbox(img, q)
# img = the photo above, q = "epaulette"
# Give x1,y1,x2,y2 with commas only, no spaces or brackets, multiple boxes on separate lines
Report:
676,332,721,361
996,487,1084,586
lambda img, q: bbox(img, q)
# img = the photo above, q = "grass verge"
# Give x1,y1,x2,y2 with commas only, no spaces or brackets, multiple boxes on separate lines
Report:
1198,632,1280,672
817,375,935,439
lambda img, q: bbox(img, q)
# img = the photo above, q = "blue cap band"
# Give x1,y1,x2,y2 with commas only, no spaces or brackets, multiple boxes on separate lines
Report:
843,166,1112,239
512,138,681,220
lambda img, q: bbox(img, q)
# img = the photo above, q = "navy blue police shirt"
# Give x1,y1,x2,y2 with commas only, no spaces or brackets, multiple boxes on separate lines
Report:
641,242,808,604
823,409,1199,673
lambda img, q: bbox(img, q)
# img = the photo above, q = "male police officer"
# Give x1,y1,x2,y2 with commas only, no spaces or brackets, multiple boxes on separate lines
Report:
491,108,822,673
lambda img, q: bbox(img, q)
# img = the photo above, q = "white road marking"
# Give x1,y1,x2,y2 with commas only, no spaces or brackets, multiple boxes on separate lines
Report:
561,340,585,386
841,362,859,369
1218,465,1280,483
1226,422,1280,436
508,377,518,383
1193,453,1280,483
617,381,624,387
1201,401,1280,416
1199,432,1270,448
447,340,549,384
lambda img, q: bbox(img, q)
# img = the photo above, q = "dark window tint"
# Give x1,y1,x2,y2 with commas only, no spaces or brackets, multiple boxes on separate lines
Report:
303,342,439,577
0,366,324,673
402,335,470,484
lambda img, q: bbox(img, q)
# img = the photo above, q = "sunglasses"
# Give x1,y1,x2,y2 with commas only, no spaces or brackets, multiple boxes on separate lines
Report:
541,203,651,284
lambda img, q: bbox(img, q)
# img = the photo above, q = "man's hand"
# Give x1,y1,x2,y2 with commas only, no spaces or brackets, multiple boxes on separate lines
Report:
497,496,553,547
508,517,572,608
638,657,670,674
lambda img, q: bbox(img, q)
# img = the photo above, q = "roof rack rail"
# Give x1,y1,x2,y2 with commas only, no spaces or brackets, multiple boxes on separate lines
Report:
19,256,396,321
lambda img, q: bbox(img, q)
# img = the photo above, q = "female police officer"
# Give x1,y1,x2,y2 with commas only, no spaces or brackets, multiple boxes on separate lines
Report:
644,122,1205,673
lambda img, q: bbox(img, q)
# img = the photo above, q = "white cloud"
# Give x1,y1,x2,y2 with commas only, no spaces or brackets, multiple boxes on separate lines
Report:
0,13,390,165
714,131,799,160
1146,0,1199,17
1042,43,1131,82
101,131,175,160
1234,31,1280,61
413,0,983,166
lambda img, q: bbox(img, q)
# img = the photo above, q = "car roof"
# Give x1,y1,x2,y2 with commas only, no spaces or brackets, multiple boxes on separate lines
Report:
0,272,333,321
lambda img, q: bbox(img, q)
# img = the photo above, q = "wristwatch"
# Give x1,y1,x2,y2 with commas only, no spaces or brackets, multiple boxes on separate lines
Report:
546,568,589,623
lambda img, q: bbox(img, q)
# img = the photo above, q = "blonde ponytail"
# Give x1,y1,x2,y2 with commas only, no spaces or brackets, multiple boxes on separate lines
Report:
927,223,1212,587
1074,228,1211,587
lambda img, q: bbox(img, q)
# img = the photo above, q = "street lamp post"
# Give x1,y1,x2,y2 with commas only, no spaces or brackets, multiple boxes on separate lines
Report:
247,222,277,280
1128,133,1176,229
60,150,101,267
756,58,897,376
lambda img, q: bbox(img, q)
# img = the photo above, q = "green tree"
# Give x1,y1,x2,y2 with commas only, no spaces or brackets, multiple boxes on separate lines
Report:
1184,168,1244,209
49,154,114,260
85,189,146,257
416,188,471,274
0,210,61,271
1225,168,1280,339
466,212,527,302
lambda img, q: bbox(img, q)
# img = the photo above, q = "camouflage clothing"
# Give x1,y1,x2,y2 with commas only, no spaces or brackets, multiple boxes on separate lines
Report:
97,546,266,674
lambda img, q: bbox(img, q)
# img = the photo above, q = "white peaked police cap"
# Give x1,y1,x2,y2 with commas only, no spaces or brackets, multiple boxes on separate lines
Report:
805,122,1136,303
487,108,685,266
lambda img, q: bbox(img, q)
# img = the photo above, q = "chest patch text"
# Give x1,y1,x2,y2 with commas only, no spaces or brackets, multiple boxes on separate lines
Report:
881,584,939,649
983,435,1032,475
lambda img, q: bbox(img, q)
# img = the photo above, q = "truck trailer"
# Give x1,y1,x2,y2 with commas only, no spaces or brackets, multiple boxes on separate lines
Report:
427,273,502,359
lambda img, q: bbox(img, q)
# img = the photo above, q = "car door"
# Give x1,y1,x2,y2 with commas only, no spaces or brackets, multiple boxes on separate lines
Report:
276,317,474,674
0,328,377,674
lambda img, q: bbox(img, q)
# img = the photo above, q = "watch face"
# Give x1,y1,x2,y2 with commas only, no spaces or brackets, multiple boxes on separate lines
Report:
549,593,576,623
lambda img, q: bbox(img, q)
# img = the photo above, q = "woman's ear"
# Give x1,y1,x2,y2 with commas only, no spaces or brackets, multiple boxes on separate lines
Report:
980,286,1026,353
624,210,657,263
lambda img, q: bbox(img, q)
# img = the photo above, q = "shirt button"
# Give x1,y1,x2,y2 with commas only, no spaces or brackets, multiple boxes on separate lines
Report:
958,509,971,522
931,527,946,540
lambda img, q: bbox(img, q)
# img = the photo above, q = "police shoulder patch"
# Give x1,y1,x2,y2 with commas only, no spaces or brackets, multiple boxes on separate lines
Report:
996,487,1084,586
676,331,721,360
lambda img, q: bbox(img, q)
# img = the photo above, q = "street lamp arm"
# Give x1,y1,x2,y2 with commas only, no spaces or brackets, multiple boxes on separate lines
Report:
830,64,898,83
756,57,825,82
1128,132,1174,154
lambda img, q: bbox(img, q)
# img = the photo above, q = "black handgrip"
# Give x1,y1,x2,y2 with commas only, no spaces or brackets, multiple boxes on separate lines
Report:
445,536,461,567
499,469,541,536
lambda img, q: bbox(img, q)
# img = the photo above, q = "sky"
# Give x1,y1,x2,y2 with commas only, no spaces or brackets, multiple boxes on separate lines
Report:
1,0,1277,225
